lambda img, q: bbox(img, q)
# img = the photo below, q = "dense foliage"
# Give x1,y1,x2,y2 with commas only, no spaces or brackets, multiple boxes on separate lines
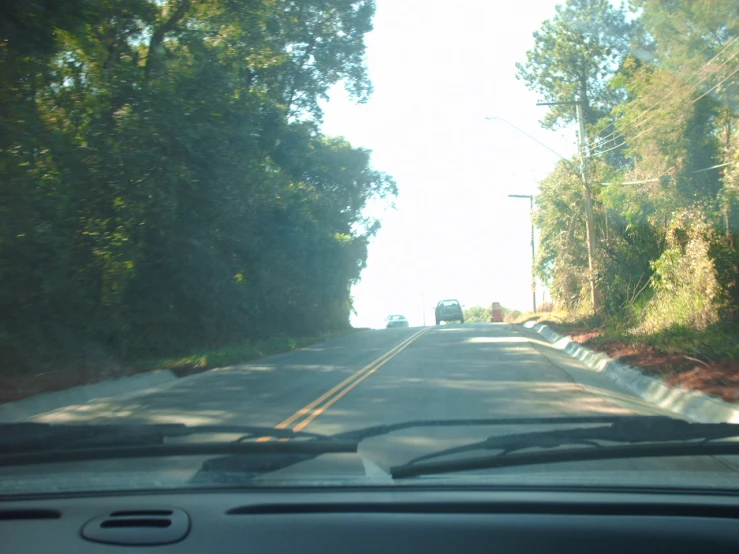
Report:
519,0,739,333
463,304,515,323
0,0,395,372
463,306,493,323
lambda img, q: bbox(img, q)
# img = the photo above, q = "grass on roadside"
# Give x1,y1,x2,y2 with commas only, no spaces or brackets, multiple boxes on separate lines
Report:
506,309,580,326
619,324,739,361
518,309,739,362
144,328,363,377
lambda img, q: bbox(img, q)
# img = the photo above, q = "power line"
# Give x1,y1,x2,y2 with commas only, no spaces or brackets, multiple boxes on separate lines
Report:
595,60,739,158
590,138,626,158
628,45,739,128
693,64,739,103
591,53,739,155
597,162,730,186
587,38,725,150
689,161,732,174
484,116,578,171
594,37,739,148
588,37,739,153
590,53,739,159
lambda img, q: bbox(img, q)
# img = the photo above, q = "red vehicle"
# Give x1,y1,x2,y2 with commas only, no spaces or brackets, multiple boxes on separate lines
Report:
490,302,503,322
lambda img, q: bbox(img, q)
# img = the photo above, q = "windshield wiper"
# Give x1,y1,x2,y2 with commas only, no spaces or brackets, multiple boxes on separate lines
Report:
191,416,670,483
389,418,739,479
332,415,663,443
0,422,355,467
7,416,739,480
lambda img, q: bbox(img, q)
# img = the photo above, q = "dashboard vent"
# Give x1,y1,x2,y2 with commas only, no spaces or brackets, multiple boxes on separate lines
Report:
0,509,61,520
81,508,190,545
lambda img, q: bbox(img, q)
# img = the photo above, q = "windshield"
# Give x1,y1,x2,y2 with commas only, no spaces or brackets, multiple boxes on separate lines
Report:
1,0,738,496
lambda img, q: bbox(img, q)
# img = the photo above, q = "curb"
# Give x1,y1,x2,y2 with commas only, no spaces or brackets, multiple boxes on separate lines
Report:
523,320,739,424
0,370,178,423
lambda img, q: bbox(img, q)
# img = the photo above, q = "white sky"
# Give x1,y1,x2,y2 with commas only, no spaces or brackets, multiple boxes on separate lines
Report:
319,0,580,328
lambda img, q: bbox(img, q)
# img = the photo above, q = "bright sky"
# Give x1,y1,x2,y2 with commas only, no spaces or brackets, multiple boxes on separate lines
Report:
319,0,580,328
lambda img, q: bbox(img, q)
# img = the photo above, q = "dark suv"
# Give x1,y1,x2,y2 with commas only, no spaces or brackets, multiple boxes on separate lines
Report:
435,299,464,325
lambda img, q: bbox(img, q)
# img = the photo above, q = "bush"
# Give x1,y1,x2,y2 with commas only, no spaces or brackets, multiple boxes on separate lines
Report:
464,306,493,322
505,310,523,323
639,209,736,334
538,301,555,313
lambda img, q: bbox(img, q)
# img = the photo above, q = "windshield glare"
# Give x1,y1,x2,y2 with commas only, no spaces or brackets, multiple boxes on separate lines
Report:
1,0,738,495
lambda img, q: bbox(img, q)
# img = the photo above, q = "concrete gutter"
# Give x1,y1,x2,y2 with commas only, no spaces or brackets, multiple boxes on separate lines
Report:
524,320,739,424
0,370,177,423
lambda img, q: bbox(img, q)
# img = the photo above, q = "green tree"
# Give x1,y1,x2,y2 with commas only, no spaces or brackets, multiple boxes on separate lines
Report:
523,0,739,328
0,0,396,371
534,161,592,311
515,0,632,130
463,306,493,323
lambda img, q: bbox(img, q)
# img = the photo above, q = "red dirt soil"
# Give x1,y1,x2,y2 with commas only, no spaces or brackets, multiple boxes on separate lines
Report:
561,328,739,403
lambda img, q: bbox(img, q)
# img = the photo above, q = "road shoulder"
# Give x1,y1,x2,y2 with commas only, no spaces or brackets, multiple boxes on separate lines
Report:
520,321,739,424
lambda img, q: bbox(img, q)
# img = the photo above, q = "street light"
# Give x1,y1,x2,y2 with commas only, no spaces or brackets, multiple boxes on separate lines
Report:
508,194,536,314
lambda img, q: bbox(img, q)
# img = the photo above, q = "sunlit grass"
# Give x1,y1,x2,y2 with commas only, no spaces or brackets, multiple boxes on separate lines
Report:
626,324,739,360
506,309,572,325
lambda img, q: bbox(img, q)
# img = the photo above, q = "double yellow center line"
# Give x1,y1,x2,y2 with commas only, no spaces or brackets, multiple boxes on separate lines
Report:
260,327,430,440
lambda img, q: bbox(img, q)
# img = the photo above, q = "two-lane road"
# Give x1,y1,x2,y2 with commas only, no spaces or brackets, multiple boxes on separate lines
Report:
29,323,739,484
36,322,671,429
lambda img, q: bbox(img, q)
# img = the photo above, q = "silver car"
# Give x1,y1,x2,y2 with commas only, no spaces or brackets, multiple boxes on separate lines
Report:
385,314,410,328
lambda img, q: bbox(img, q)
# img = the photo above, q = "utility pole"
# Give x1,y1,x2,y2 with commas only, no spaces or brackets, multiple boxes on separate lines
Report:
509,194,536,313
537,100,600,313
575,101,600,313
421,292,426,326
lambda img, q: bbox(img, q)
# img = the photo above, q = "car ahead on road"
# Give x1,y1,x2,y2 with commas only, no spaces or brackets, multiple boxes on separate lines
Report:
435,299,464,325
385,314,409,328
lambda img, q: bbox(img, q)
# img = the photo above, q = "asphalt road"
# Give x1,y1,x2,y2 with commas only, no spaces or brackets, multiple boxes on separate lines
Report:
30,322,739,485
36,322,669,428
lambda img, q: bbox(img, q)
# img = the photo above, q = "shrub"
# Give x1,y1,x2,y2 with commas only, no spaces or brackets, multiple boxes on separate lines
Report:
505,310,523,323
639,208,736,334
538,301,555,313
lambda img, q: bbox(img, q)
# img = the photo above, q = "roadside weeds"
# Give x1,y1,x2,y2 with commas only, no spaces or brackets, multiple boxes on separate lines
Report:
523,314,739,404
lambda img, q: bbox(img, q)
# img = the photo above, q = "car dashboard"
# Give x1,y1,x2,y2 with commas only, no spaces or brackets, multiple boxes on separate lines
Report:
3,487,739,553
